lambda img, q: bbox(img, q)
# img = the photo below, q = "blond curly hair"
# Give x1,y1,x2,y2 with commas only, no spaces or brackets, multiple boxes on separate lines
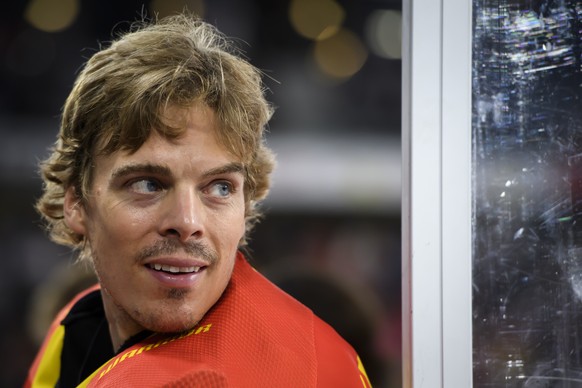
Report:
36,13,275,262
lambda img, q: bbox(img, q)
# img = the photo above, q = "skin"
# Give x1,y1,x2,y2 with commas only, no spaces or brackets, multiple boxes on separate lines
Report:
64,103,246,351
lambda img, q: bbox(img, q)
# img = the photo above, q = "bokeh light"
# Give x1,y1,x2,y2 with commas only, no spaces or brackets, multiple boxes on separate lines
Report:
313,28,368,80
365,9,402,59
25,0,79,33
289,0,345,41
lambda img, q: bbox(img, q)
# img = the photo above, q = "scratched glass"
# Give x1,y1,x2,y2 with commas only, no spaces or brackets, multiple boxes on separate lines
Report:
472,1,582,386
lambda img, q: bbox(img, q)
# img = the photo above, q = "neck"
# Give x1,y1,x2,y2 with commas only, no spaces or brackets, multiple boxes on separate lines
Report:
100,288,144,352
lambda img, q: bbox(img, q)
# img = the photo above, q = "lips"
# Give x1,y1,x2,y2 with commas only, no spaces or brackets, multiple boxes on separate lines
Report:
144,258,208,288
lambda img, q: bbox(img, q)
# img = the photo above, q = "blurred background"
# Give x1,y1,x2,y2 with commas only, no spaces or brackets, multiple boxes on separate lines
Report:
0,0,401,386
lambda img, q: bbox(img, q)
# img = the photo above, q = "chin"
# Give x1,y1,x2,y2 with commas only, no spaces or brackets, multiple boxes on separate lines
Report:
133,302,203,335
143,315,200,335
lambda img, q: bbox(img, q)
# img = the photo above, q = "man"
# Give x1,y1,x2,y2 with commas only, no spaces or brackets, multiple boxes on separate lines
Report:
25,13,371,387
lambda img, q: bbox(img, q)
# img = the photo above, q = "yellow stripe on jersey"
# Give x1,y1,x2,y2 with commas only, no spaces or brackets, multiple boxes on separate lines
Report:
77,363,103,388
357,356,372,388
31,325,65,388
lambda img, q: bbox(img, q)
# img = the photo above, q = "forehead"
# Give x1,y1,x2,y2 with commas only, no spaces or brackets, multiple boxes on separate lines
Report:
93,104,238,177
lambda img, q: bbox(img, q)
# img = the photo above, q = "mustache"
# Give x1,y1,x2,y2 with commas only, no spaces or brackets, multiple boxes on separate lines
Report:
135,239,217,264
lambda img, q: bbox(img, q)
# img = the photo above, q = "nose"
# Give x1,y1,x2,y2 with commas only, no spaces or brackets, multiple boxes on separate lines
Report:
158,185,204,241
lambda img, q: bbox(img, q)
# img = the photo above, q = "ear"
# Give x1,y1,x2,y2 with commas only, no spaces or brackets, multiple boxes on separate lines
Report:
64,186,87,236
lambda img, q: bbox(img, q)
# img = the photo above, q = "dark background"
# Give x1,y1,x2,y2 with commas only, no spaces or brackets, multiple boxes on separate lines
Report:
0,1,402,386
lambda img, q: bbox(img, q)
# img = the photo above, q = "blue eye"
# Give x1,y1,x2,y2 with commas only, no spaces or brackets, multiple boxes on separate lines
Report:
129,179,162,194
210,182,233,198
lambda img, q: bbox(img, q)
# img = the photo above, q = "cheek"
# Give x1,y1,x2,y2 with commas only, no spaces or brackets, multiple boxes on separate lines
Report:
216,205,246,247
235,205,247,236
125,208,158,231
88,205,153,249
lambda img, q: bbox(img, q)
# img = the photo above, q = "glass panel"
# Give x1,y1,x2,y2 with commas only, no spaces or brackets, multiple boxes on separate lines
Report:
472,0,582,386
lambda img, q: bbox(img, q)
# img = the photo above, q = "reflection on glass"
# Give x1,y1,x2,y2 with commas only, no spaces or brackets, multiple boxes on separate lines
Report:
472,0,582,386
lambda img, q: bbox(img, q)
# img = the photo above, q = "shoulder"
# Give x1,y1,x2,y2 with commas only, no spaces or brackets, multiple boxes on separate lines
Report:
312,316,372,387
228,254,315,320
231,256,371,386
25,284,101,388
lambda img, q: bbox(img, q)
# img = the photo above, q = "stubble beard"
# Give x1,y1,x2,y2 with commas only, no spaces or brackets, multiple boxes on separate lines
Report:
92,238,219,335
167,287,188,300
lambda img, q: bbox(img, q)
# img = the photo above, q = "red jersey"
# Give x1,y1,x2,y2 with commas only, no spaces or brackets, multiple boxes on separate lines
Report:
25,253,371,387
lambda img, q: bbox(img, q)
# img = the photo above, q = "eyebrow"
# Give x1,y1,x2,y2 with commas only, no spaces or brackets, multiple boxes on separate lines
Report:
201,162,245,179
110,163,172,183
109,162,244,183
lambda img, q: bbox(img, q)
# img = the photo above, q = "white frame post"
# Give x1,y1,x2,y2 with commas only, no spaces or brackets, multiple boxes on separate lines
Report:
402,0,473,386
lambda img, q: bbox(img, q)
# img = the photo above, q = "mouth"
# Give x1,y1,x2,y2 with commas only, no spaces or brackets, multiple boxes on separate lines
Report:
145,261,207,288
146,263,203,274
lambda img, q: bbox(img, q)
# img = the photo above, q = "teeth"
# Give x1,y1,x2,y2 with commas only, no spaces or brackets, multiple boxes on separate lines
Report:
149,264,201,273
165,265,180,273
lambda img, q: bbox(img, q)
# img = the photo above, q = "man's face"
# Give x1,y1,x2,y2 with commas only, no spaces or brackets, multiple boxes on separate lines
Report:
65,103,245,339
